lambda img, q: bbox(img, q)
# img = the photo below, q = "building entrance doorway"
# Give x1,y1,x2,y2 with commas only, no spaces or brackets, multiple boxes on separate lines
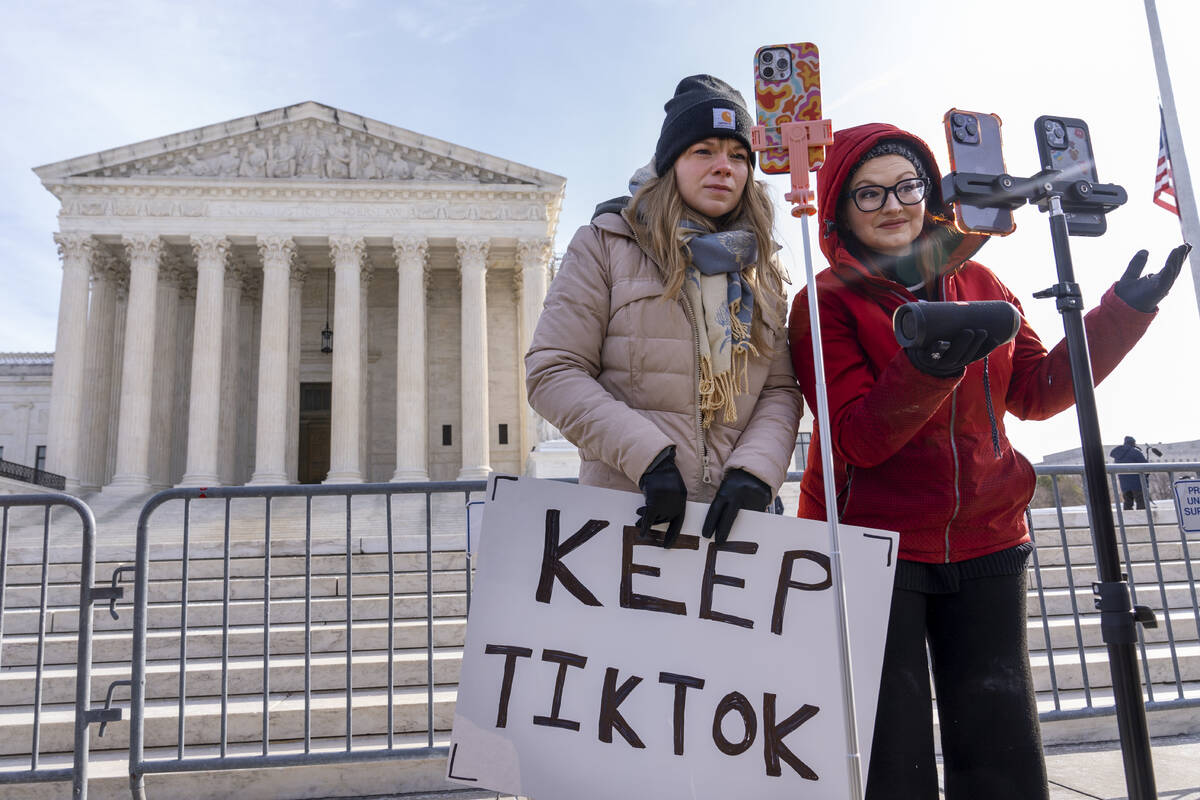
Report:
298,382,331,484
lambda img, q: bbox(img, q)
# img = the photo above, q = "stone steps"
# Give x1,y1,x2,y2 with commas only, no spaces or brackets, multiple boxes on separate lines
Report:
0,685,459,755
1029,607,1200,651
1033,559,1200,589
0,579,470,634
1028,641,1200,693
0,615,468,667
0,733,460,800
1032,540,1197,567
0,646,466,706
2,568,470,609
1,552,467,584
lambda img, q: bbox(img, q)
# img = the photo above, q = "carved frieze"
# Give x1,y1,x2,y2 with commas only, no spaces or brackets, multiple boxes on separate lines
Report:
73,119,528,185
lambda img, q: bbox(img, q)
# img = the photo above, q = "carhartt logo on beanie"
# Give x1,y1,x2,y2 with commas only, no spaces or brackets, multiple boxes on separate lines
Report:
655,74,754,175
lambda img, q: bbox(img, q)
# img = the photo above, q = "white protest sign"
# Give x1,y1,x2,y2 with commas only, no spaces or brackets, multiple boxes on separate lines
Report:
1174,479,1200,534
447,476,897,799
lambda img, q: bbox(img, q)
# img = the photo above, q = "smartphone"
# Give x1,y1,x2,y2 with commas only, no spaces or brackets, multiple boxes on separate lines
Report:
754,42,822,174
1035,115,1105,236
943,109,1016,236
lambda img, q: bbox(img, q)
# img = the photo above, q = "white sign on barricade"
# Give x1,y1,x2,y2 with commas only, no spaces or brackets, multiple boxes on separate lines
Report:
1174,478,1200,534
447,476,898,799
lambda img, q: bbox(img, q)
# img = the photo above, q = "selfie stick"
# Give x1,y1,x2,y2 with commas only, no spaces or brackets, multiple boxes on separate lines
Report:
752,119,867,800
751,120,834,216
945,169,1159,800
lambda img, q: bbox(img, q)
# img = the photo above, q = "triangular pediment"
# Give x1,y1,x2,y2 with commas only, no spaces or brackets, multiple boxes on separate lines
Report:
34,102,564,188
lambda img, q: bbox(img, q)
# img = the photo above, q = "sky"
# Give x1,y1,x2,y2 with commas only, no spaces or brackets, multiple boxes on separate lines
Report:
1,0,1197,464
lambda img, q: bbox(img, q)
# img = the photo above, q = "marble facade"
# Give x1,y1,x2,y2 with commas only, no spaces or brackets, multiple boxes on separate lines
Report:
34,102,564,494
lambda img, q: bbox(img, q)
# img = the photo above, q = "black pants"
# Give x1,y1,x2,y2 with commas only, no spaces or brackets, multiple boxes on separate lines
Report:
1123,488,1146,510
864,572,1048,800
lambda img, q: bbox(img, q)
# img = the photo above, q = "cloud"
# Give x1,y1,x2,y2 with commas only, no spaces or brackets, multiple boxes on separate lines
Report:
391,0,525,44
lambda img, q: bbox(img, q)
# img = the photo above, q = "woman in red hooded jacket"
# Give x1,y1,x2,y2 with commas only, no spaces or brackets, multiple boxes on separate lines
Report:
788,122,1189,799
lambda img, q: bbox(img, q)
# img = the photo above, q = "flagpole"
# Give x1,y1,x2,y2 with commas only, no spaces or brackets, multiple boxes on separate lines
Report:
1145,0,1200,317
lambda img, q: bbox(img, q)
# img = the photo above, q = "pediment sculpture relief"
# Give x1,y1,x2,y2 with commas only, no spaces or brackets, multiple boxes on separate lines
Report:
79,121,527,185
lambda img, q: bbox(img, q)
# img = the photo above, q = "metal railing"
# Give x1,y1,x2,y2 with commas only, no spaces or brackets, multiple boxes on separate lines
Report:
1026,462,1200,723
0,459,66,491
126,481,486,800
0,466,1195,797
0,492,121,800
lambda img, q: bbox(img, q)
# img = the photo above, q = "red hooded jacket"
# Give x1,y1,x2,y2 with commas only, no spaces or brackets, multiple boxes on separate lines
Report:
788,123,1154,563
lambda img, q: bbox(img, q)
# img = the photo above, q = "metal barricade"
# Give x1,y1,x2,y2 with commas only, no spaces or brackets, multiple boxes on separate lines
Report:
1026,462,1200,723
127,481,485,800
0,492,121,800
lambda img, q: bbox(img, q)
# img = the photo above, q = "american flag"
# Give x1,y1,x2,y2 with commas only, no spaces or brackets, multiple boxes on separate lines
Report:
1154,110,1180,216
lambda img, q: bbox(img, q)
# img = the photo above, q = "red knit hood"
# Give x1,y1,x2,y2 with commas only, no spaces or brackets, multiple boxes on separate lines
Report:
816,123,987,285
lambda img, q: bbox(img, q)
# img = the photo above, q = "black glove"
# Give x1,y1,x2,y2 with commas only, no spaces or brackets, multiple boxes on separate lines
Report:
905,328,993,378
701,468,772,544
636,448,687,547
1114,243,1192,312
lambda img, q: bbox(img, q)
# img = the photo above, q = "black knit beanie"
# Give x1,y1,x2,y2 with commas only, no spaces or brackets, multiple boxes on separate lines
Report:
848,140,932,188
654,74,755,175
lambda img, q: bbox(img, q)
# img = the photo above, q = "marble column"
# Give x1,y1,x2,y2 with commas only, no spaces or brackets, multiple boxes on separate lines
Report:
46,233,94,492
517,238,552,459
359,261,373,481
106,276,129,484
179,235,229,487
285,261,307,484
218,260,245,485
149,256,183,489
107,234,162,493
457,237,491,480
171,276,196,484
13,403,33,466
79,251,118,492
325,236,365,483
248,236,295,485
391,236,429,482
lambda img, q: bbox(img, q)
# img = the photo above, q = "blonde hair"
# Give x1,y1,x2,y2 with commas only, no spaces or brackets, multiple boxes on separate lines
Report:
624,166,787,346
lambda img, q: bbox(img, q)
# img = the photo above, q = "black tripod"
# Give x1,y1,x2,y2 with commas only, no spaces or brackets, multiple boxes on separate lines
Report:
944,167,1160,800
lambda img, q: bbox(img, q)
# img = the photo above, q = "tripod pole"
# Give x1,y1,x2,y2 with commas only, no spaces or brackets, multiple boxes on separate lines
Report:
1043,194,1158,799
799,217,864,800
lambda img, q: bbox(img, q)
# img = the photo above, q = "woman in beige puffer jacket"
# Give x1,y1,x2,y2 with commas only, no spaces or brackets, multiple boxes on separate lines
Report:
525,74,802,546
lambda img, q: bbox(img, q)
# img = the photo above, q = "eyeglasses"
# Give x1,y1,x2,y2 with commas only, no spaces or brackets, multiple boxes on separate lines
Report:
844,178,928,213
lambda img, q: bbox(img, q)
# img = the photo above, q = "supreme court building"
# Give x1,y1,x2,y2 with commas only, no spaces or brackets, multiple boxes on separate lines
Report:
33,101,565,494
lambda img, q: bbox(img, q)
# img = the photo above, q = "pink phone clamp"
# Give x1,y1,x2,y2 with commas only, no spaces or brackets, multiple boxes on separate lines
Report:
751,119,834,216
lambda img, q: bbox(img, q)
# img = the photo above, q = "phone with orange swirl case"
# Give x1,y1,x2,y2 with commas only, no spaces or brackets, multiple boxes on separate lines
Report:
754,42,822,174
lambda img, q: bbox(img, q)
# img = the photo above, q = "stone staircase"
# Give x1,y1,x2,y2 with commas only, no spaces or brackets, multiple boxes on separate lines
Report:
0,508,482,800
0,493,1198,798
1022,503,1200,744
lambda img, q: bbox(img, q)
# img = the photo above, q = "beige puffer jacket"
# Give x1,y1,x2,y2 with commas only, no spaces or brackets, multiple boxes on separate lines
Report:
525,212,803,503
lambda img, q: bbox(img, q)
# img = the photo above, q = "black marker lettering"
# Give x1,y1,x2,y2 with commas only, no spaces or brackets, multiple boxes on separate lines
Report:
483,644,532,728
699,540,758,629
532,649,587,731
598,667,645,748
771,550,832,635
712,691,757,756
763,693,819,779
619,525,698,615
536,509,607,606
659,672,705,756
